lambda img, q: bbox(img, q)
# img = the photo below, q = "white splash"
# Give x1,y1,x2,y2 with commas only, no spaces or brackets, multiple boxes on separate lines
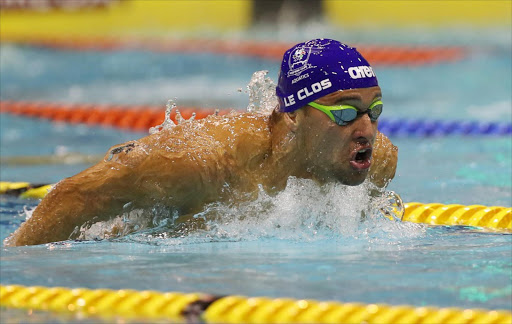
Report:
72,177,421,246
148,70,278,135
194,178,422,243
23,206,36,221
149,99,178,134
245,70,279,114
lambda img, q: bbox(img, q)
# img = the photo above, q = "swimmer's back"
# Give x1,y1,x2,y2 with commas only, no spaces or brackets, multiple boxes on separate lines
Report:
105,111,273,203
136,111,272,172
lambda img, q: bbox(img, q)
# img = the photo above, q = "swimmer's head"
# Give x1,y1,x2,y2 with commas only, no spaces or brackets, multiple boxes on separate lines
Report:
276,39,379,113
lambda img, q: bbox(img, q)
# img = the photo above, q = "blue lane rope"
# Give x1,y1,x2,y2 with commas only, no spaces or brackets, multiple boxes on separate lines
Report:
378,118,512,137
1,100,510,137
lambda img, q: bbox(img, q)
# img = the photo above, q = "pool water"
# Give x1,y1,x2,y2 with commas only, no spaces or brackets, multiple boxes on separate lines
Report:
1,203,511,309
0,30,511,322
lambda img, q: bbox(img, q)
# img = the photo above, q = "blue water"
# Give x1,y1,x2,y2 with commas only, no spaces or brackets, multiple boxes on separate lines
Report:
1,202,511,309
1,32,511,323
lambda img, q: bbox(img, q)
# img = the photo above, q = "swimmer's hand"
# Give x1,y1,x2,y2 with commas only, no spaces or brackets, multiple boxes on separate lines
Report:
379,190,404,221
369,132,398,189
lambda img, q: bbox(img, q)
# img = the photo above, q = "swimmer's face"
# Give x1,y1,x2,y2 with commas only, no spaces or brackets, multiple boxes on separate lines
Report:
297,86,381,185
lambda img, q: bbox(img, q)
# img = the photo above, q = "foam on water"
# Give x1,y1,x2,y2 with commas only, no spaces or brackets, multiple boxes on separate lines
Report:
71,178,421,246
196,178,422,242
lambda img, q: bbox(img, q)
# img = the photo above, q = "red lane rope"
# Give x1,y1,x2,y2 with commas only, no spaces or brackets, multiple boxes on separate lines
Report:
1,36,466,65
4,100,510,137
0,101,227,132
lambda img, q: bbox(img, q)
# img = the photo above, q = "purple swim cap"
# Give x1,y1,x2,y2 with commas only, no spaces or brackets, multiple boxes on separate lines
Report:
276,39,379,112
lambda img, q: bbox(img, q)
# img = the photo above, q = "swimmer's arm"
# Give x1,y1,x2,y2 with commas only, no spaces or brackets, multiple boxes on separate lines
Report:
4,159,139,246
369,131,398,189
4,141,218,246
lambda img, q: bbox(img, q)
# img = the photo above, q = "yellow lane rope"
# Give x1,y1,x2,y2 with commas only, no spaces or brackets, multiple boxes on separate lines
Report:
0,285,202,323
0,182,53,199
1,285,511,324
403,203,511,231
0,181,30,192
204,295,512,324
1,181,510,230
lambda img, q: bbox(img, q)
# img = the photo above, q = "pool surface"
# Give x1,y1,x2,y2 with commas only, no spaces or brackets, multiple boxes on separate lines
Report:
1,27,511,323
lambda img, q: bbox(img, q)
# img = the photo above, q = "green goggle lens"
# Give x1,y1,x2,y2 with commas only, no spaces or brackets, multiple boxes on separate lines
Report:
308,100,383,126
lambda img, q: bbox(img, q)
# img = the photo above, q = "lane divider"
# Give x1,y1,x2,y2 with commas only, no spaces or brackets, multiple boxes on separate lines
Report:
379,118,511,136
0,36,466,66
1,182,510,231
0,100,221,132
0,285,203,323
0,182,53,199
403,203,511,230
204,295,512,324
1,284,510,324
1,101,510,136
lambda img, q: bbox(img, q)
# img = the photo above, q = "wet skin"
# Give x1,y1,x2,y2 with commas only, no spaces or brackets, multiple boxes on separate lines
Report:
290,86,383,186
5,86,397,246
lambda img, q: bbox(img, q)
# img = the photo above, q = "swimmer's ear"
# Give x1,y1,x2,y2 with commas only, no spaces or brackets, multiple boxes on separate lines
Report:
283,111,300,132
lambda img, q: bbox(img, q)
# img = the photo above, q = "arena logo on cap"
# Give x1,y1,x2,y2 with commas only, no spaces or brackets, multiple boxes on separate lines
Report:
287,47,314,77
347,66,376,79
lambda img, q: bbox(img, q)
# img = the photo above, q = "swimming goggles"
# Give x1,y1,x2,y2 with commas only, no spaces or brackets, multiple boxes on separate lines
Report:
308,99,383,126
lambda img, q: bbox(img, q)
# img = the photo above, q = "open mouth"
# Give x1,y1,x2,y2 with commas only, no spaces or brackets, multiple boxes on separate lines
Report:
350,147,372,170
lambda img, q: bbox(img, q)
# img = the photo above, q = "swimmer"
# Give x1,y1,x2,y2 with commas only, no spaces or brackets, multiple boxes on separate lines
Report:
5,39,398,246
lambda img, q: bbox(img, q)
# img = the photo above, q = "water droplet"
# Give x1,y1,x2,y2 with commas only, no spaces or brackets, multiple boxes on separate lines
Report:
175,109,184,125
245,70,278,114
149,99,178,134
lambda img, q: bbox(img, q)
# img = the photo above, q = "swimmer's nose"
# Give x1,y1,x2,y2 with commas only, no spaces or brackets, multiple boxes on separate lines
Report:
352,114,376,143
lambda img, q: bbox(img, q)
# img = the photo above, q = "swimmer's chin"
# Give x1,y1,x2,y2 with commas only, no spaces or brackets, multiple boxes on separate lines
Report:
334,171,369,186
313,171,368,186
339,178,366,186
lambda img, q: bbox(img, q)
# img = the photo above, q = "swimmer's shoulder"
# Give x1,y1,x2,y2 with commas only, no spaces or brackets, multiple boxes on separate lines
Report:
127,111,271,152
102,140,151,167
212,112,272,161
210,111,271,141
172,111,271,142
178,111,272,160
198,110,269,127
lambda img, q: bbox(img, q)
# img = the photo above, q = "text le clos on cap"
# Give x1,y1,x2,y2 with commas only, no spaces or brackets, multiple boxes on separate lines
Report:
276,38,379,112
